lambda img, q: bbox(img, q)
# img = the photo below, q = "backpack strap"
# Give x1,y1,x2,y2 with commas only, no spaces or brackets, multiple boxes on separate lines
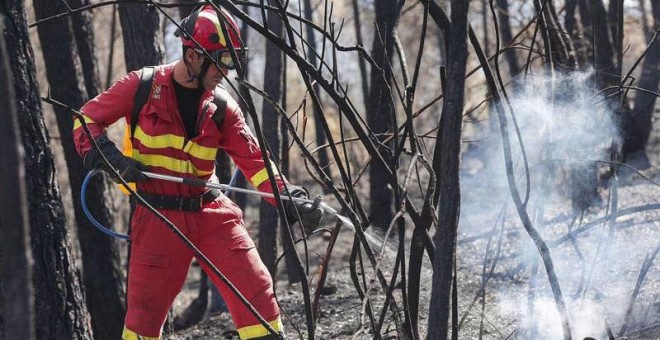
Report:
130,66,155,137
211,85,231,129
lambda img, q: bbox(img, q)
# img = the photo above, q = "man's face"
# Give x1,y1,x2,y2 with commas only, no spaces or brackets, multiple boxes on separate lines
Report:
188,50,228,90
202,62,228,90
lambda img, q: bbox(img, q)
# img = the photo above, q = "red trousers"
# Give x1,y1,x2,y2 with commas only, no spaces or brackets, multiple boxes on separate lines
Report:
124,194,281,339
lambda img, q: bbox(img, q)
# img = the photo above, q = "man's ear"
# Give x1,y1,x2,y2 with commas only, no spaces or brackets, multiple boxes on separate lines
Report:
184,48,198,63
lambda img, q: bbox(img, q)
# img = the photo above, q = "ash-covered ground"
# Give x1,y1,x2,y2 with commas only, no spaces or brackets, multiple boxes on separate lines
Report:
164,167,660,340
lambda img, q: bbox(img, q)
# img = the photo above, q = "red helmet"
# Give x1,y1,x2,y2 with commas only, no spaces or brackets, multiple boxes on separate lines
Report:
175,5,244,68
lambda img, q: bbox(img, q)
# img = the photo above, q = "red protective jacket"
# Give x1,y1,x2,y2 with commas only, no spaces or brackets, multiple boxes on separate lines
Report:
73,62,285,200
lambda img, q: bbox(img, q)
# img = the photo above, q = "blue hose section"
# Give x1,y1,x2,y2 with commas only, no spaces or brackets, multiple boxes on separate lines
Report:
81,169,130,240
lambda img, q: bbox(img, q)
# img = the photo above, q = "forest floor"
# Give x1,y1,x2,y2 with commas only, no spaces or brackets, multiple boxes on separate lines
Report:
164,160,660,340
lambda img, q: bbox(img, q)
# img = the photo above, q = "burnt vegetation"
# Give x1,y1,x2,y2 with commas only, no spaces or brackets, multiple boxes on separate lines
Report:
2,0,660,339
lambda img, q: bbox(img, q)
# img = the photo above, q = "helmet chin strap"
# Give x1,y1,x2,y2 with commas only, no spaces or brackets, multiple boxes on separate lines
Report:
183,58,197,84
183,52,213,90
197,58,212,90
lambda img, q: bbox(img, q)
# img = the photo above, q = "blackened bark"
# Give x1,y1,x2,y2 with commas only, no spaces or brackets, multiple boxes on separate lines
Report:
351,0,370,100
608,0,624,75
590,0,617,89
303,0,331,187
622,1,660,160
548,1,577,69
567,0,614,211
566,0,592,67
367,0,401,231
0,16,33,339
427,0,469,338
496,0,520,78
533,0,576,71
118,3,164,71
258,3,285,275
32,1,126,339
1,1,93,339
279,60,301,284
578,0,592,36
565,0,578,34
69,0,102,98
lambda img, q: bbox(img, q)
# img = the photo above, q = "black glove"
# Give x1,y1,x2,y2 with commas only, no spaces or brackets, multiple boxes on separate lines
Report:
83,135,148,183
283,185,324,232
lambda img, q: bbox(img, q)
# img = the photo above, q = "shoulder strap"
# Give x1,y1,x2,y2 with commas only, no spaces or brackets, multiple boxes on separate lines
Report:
130,66,155,137
211,85,231,129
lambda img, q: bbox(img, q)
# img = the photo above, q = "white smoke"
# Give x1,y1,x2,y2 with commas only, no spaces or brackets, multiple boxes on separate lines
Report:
457,71,659,339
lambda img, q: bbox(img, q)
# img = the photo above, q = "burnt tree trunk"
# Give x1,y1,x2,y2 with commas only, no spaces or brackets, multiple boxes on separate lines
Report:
278,59,301,284
351,0,370,100
622,1,660,164
427,0,469,339
591,0,617,89
118,3,164,71
302,0,331,188
258,2,285,276
565,0,578,35
0,16,34,339
608,0,624,77
533,0,576,72
33,1,126,338
566,0,592,67
2,2,94,339
496,0,520,79
69,0,102,98
565,0,614,211
367,0,401,231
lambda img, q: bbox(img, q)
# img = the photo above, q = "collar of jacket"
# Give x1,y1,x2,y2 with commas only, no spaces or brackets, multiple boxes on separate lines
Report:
149,62,216,121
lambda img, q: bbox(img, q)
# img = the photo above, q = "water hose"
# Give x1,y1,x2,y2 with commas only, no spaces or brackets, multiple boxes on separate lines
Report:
82,169,358,243
81,169,130,240
80,170,245,241
142,171,355,228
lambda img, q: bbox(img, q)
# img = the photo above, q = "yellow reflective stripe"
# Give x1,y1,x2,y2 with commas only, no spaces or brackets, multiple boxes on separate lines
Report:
198,11,226,46
250,161,280,188
133,150,214,176
121,326,160,340
72,115,96,130
183,140,217,161
134,126,217,161
122,124,133,157
134,126,185,150
118,182,136,196
237,318,282,339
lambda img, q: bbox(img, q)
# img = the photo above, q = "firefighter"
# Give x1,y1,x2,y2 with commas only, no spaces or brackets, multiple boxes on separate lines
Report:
73,5,322,339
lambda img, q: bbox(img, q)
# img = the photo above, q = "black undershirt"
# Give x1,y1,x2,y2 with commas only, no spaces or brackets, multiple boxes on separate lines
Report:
173,79,204,139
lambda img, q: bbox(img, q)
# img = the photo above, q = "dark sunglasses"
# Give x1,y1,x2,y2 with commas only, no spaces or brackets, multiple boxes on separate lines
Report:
196,48,248,70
